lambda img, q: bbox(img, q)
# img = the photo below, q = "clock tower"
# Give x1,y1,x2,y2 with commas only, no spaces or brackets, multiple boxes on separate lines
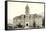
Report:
25,4,30,28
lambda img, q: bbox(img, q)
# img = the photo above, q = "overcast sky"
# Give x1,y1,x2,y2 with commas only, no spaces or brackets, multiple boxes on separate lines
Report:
8,2,44,24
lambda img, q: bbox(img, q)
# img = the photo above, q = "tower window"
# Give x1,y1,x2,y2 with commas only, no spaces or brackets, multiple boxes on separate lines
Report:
24,15,25,18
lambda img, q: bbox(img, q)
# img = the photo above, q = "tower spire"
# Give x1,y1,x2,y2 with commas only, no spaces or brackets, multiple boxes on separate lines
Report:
25,4,29,15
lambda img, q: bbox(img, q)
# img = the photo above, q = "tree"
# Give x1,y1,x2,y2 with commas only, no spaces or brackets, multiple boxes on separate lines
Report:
33,21,36,28
17,23,22,28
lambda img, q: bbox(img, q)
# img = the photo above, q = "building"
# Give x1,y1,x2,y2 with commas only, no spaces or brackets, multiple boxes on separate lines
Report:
13,4,44,28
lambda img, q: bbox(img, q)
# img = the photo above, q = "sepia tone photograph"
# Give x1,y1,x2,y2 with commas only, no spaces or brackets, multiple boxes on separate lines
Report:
7,1,45,30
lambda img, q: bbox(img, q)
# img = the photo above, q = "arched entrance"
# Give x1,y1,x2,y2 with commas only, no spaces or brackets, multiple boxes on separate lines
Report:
25,22,29,28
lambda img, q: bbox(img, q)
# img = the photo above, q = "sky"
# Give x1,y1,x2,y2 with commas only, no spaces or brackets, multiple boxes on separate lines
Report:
8,2,44,24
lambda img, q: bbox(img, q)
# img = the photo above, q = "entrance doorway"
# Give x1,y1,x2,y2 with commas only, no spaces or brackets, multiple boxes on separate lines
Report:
26,23,28,26
25,22,29,28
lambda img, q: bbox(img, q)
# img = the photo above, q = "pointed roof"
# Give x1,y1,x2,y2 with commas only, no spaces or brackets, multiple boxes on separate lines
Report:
25,4,29,9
